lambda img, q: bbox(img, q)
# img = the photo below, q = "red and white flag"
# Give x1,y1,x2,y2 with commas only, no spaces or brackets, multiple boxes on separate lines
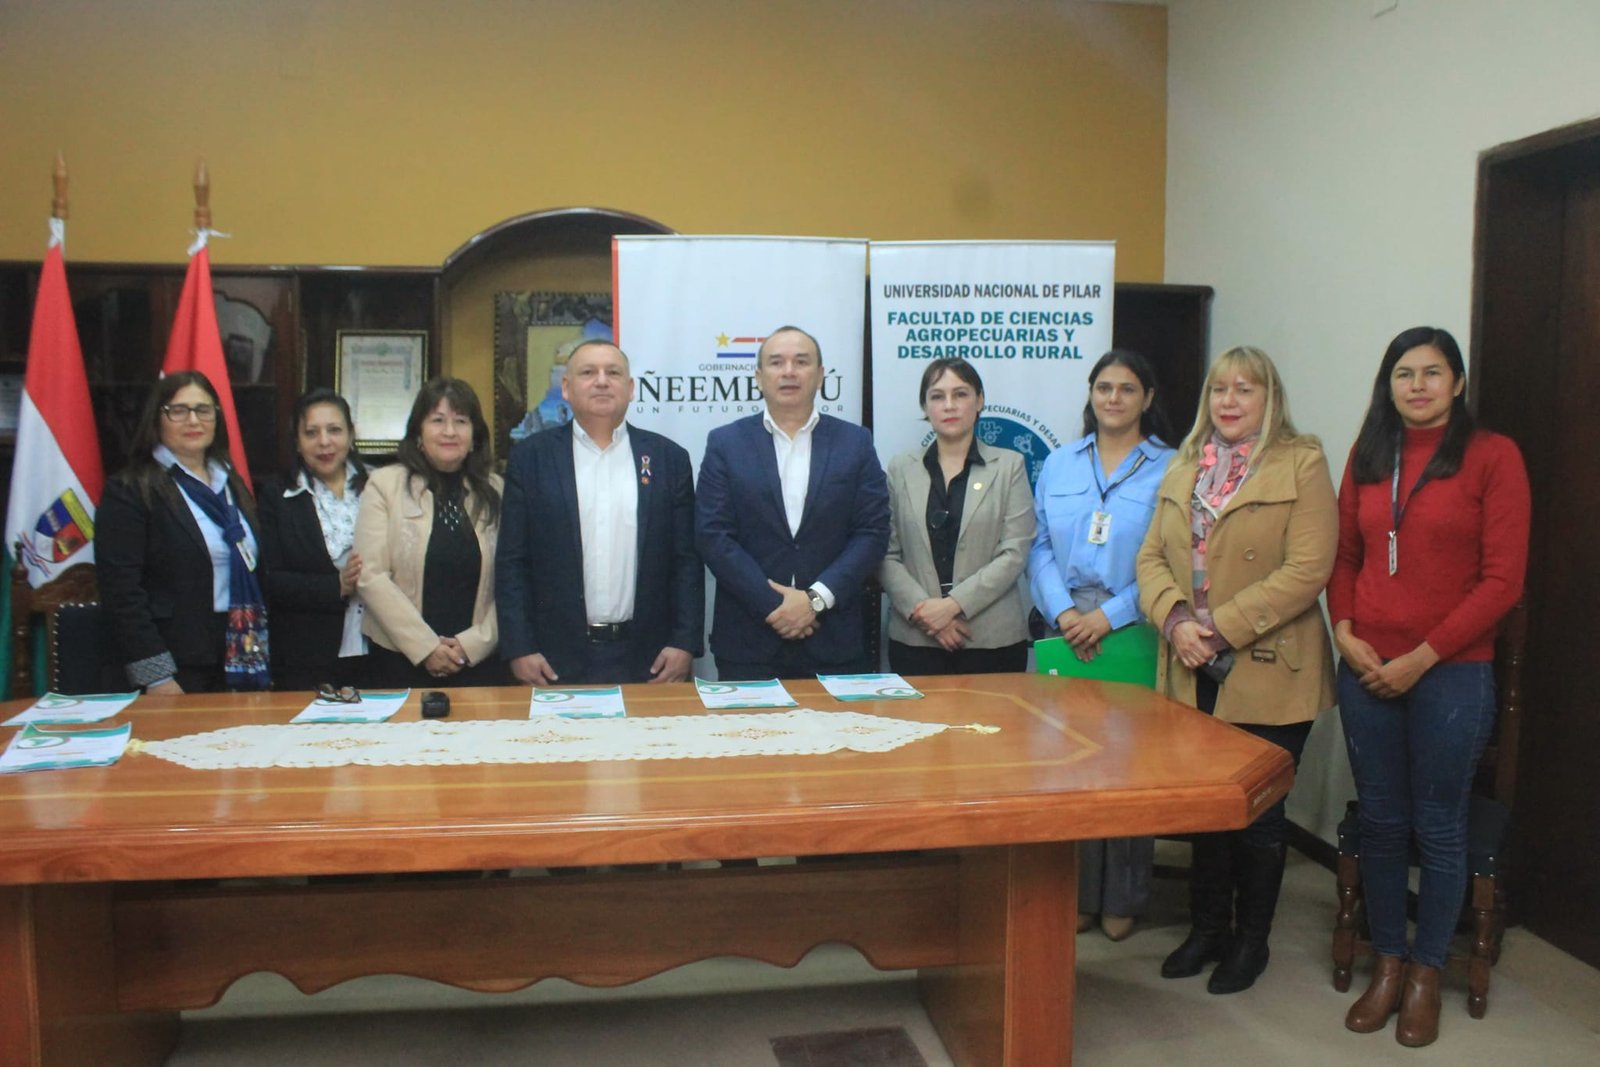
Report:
5,218,104,587
161,232,252,490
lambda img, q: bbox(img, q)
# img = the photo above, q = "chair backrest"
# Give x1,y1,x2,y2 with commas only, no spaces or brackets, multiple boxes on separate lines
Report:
9,545,100,697
51,601,109,695
1478,600,1527,807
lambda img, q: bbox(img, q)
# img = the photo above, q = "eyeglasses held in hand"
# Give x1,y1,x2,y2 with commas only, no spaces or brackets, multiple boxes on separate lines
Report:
162,403,218,423
316,684,362,704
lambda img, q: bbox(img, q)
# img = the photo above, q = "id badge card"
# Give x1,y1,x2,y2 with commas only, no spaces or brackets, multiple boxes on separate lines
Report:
1088,510,1112,545
238,539,258,572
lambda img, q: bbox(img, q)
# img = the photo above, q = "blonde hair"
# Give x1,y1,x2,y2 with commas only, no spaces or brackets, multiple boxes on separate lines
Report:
1174,346,1315,467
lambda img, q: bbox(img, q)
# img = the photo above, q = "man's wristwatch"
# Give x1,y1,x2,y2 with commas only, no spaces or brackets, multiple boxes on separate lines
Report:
807,586,827,614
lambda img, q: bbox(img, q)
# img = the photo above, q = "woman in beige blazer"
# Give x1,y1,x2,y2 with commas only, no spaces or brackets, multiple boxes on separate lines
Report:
356,378,507,688
879,358,1036,675
1137,346,1337,995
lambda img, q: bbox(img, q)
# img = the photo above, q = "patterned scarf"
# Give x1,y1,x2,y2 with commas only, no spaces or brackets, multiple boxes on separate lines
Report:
171,466,271,690
1188,432,1257,627
303,464,361,567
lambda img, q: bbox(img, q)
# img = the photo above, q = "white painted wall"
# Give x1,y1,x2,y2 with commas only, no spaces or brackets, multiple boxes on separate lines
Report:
1165,0,1600,836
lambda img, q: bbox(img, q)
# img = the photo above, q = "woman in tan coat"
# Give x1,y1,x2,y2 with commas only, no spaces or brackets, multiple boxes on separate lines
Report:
1137,346,1337,994
356,377,506,688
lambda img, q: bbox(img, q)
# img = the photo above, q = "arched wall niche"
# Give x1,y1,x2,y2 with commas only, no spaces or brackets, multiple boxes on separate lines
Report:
439,207,673,459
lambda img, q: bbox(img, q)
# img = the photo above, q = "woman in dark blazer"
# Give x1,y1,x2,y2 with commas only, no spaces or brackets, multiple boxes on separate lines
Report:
97,371,268,693
259,388,369,692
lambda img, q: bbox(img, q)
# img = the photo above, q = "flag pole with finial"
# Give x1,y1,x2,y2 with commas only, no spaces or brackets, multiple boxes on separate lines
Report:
160,156,253,489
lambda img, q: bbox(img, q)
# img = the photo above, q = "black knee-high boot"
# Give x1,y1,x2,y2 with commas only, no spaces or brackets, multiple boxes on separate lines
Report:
1207,838,1287,994
1161,832,1233,978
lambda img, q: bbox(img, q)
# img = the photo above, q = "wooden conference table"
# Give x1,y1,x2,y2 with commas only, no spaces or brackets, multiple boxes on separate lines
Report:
0,674,1292,1067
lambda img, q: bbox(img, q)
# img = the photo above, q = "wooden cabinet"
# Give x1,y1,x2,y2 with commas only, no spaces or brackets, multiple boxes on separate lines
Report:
0,263,439,498
1112,282,1213,442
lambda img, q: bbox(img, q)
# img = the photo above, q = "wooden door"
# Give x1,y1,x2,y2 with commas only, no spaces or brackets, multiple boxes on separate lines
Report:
1473,121,1600,968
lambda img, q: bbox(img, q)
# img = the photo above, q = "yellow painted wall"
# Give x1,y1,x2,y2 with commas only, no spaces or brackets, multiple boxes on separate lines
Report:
0,0,1167,275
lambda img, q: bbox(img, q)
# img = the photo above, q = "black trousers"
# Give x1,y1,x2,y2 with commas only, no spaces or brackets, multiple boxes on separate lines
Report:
715,643,873,682
367,643,511,690
886,639,1029,677
1194,673,1312,848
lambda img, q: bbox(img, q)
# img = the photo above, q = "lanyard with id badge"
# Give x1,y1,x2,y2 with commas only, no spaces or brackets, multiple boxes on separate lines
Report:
1388,446,1435,575
1088,449,1149,545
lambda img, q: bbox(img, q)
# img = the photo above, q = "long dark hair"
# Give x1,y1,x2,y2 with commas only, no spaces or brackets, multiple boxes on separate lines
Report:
123,370,256,520
1351,326,1474,484
396,377,500,525
290,387,368,494
1080,349,1172,443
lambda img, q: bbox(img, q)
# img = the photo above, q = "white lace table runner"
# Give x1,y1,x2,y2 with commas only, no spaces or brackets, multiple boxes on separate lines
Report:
135,709,990,770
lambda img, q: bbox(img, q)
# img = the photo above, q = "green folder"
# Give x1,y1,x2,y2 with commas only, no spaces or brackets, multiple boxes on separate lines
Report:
1034,624,1159,689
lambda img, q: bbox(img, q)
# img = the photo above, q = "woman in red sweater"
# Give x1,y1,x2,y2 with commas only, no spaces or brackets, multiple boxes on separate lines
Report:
1328,326,1529,1048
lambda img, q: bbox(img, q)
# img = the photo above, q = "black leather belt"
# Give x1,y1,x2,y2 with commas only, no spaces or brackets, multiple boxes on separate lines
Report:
586,621,632,642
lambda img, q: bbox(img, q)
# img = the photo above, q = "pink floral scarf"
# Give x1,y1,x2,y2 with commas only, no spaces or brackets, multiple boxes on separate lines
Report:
1189,432,1257,627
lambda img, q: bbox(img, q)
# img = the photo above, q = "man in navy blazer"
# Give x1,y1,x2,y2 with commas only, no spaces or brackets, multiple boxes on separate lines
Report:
498,341,703,685
696,325,889,680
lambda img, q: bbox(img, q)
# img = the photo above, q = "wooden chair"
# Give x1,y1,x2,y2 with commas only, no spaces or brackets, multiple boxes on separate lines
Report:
1331,602,1527,1019
8,543,102,697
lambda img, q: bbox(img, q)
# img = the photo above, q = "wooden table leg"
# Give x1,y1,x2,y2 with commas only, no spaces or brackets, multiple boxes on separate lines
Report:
0,885,177,1067
919,842,1076,1066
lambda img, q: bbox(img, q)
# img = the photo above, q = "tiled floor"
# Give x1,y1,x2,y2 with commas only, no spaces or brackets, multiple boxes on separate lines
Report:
169,851,1600,1066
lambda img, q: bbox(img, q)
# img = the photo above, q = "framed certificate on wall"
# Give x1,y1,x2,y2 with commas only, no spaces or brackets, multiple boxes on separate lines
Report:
335,330,427,452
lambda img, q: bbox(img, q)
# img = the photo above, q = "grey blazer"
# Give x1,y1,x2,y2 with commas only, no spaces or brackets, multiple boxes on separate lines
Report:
878,441,1036,649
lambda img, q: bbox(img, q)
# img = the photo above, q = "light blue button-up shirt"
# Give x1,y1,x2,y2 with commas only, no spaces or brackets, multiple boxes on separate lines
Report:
1027,434,1174,632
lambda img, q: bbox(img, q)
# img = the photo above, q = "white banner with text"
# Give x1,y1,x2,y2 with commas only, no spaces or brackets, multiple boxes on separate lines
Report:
868,240,1115,488
613,235,869,471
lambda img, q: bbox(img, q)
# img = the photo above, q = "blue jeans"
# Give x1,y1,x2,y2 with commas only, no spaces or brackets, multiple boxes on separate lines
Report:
1338,661,1497,967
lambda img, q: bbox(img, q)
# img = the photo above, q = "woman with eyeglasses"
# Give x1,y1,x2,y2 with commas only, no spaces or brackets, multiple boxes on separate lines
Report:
355,377,507,688
1136,346,1337,994
258,388,371,693
98,371,270,693
879,358,1035,676
1026,349,1175,942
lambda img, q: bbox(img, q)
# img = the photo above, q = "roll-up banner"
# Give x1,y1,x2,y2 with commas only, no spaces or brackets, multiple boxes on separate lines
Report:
612,235,869,470
868,241,1116,487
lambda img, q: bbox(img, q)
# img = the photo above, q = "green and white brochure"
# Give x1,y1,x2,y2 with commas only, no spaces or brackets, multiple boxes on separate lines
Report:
2,691,139,727
694,677,799,710
816,673,924,701
0,722,133,774
291,689,411,724
530,686,627,719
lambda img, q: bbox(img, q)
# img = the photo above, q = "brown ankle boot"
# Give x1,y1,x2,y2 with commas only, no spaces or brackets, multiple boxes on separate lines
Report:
1395,961,1442,1047
1345,954,1405,1032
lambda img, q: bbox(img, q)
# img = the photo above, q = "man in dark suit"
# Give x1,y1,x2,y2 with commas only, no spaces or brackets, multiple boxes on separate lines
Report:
497,341,703,685
696,325,889,680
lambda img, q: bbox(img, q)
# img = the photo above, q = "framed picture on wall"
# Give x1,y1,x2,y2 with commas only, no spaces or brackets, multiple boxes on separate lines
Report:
491,291,613,459
335,330,427,453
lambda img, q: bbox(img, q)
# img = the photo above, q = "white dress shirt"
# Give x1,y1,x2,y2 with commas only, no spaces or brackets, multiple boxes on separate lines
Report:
761,406,834,608
572,420,639,624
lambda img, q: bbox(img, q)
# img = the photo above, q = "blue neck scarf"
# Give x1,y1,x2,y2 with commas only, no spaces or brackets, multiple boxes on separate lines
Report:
170,465,271,690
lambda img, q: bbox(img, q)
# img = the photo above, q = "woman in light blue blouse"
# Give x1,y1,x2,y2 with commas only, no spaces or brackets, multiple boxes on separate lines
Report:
1028,349,1174,940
